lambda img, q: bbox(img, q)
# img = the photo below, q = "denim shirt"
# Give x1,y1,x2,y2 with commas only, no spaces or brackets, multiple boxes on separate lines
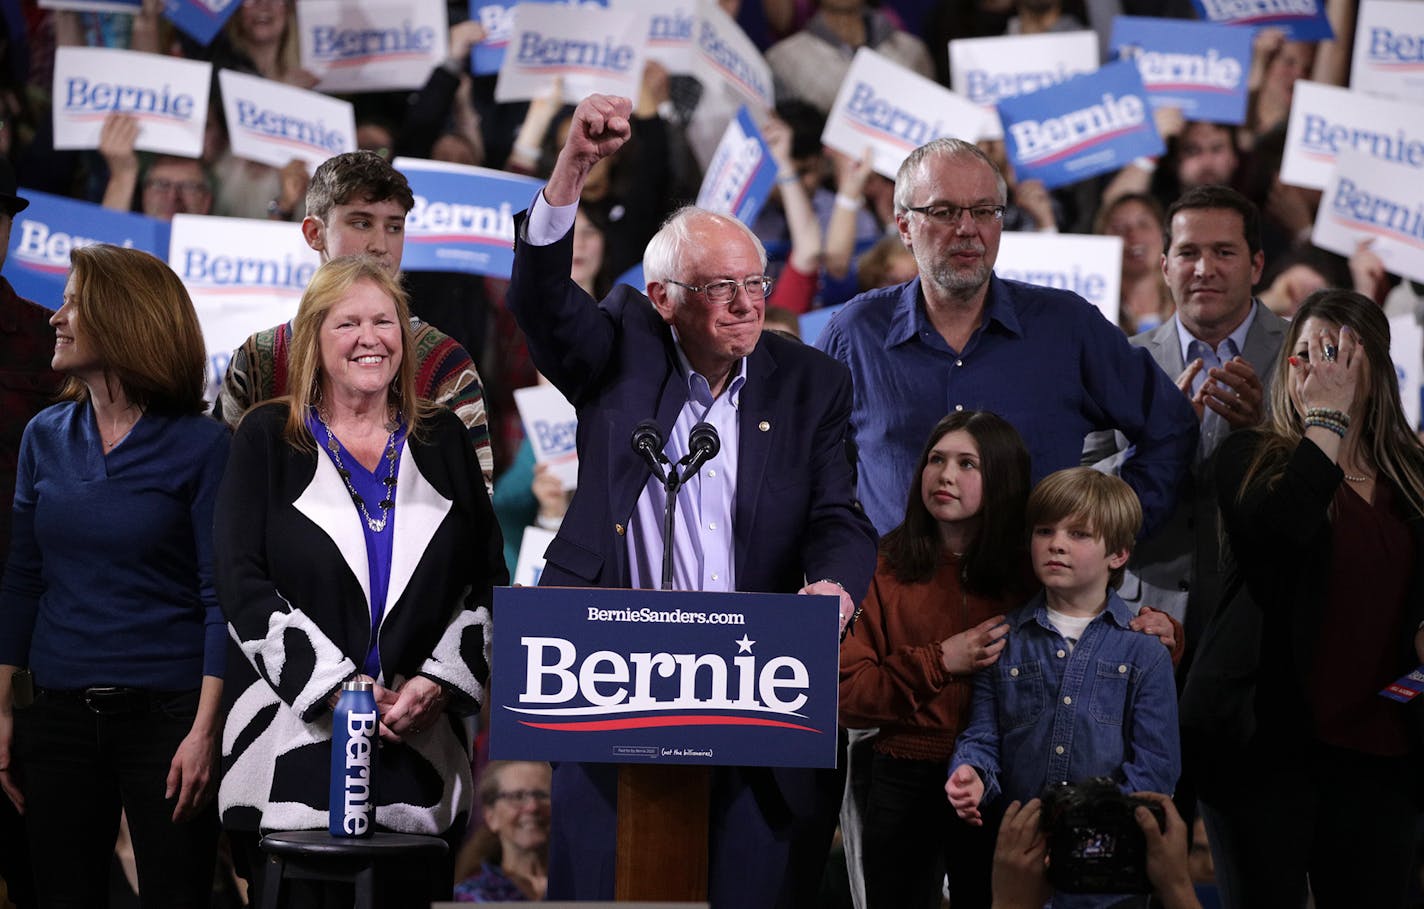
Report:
950,589,1181,811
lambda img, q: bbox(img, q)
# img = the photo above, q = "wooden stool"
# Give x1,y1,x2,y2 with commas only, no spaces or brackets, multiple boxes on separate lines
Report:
257,830,448,909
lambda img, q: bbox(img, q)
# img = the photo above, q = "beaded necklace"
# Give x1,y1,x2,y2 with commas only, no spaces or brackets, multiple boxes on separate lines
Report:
315,409,400,532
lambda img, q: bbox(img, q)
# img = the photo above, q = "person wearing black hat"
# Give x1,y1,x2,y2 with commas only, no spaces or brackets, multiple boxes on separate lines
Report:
0,158,56,909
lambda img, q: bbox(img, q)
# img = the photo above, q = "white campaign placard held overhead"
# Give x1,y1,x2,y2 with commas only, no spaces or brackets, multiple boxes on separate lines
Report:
53,47,211,157
514,384,579,490
1312,147,1424,284
494,2,650,104
949,32,1099,141
1351,0,1424,105
823,48,989,180
219,70,356,169
690,0,773,114
1280,80,1424,191
298,0,448,94
995,232,1124,326
167,214,321,403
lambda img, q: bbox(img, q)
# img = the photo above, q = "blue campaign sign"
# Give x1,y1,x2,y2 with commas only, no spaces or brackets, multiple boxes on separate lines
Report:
164,0,241,47
798,303,845,348
396,158,542,278
6,189,171,309
1189,0,1334,42
696,106,778,227
998,60,1164,191
490,586,840,768
1111,16,1253,125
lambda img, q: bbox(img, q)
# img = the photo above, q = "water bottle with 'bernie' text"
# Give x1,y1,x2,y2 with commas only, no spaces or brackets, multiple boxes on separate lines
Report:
330,679,378,837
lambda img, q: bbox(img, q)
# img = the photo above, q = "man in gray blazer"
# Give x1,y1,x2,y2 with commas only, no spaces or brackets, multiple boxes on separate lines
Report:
1086,185,1287,664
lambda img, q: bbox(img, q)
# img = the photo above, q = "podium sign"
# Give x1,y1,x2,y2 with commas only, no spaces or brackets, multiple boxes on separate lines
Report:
490,586,839,768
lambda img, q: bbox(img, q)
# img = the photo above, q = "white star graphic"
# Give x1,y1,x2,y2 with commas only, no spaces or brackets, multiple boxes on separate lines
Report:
735,634,755,654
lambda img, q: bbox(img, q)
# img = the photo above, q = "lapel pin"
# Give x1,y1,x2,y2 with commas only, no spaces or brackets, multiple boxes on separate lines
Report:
758,421,771,432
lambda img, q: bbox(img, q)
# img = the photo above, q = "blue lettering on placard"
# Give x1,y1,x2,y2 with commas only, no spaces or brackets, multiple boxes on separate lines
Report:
182,248,316,288
964,65,1082,105
1300,114,1424,166
1368,28,1424,63
64,77,195,118
1009,93,1146,163
234,100,348,153
845,82,949,147
311,22,436,61
697,20,769,103
996,265,1107,302
1331,177,1424,242
533,419,576,455
515,31,635,71
650,11,693,42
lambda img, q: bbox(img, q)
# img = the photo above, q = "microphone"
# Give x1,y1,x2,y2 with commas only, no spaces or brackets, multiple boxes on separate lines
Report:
681,421,721,477
631,419,668,483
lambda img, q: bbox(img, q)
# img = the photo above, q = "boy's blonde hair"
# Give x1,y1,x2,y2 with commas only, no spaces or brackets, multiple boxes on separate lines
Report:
1026,468,1142,590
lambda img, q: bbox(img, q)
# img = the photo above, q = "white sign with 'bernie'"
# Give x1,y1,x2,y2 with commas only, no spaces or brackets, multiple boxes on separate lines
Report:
219,70,356,169
298,0,448,94
823,48,990,180
495,2,650,104
168,214,321,403
1313,147,1424,285
52,47,211,157
1281,80,1424,191
949,32,1099,141
1350,0,1424,105
995,232,1124,326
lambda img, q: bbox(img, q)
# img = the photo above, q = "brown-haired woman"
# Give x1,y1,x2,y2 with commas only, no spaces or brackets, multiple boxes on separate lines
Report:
0,244,229,904
1205,288,1424,907
214,255,505,903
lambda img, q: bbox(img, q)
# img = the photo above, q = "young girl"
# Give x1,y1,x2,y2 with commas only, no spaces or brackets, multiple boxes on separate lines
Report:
839,410,1033,909
840,412,1181,908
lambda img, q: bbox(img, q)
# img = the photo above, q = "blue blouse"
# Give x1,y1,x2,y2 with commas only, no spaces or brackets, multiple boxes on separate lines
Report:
0,402,230,689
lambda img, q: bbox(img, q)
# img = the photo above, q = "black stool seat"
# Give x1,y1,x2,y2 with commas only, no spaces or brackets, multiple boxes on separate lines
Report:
258,830,448,909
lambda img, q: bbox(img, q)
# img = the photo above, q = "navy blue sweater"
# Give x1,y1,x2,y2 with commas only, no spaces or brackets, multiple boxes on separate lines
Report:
0,402,230,689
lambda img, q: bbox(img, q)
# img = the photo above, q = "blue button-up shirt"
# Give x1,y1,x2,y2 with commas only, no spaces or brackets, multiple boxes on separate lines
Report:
817,275,1198,536
626,342,744,592
949,590,1181,811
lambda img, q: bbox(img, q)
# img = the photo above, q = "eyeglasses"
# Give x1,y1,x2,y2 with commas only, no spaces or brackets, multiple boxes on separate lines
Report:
493,789,551,805
665,275,773,305
904,203,1005,226
144,178,211,198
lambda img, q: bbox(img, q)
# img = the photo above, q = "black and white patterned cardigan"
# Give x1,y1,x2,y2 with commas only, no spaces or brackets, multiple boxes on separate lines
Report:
214,402,504,836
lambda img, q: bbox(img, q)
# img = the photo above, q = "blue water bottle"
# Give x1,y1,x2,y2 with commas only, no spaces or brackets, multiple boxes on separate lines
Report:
329,679,378,837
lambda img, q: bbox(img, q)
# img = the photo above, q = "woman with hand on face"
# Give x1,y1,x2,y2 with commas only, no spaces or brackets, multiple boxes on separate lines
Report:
0,244,228,906
1206,288,1424,908
453,760,552,902
215,256,505,903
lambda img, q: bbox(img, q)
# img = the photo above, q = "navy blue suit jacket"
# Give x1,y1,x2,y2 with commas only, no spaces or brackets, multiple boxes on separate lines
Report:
508,213,876,603
507,211,878,905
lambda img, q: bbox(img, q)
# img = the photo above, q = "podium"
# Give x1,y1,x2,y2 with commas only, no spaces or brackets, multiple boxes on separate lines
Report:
489,586,840,901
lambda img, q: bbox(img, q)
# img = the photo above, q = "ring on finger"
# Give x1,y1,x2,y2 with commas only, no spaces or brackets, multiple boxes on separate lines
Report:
1323,343,1338,362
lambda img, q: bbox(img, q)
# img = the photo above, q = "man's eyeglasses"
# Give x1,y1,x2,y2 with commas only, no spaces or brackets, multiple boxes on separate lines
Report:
145,178,211,199
904,203,1005,226
665,276,774,305
493,789,551,805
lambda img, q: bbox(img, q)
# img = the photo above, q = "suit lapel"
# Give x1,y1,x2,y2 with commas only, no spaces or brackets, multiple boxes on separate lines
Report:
734,344,778,580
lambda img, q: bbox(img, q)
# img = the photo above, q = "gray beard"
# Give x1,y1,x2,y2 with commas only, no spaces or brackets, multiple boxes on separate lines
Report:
925,260,991,297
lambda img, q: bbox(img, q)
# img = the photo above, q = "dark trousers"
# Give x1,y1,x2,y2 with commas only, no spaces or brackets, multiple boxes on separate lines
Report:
861,752,994,909
14,688,218,908
1199,740,1418,909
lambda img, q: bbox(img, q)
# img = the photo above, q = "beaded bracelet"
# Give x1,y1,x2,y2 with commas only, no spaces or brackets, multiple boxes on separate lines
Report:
1304,415,1348,437
1305,407,1350,426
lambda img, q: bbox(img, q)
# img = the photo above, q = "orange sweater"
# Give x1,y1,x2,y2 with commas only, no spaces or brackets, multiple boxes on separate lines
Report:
839,554,1021,761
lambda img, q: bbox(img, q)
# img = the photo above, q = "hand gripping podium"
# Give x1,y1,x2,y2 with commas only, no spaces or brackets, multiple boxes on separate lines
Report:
490,586,841,900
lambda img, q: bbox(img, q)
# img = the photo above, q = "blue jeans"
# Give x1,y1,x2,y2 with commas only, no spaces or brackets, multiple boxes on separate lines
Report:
15,687,218,908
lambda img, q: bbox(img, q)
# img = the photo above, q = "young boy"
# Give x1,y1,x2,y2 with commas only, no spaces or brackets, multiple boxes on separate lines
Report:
946,468,1180,900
